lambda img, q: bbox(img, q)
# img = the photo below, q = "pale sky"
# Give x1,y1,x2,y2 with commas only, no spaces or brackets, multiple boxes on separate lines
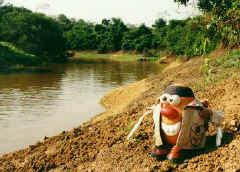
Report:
4,0,199,26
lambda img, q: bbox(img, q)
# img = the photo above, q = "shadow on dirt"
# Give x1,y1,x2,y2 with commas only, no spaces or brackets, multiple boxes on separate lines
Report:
154,131,236,163
179,131,235,163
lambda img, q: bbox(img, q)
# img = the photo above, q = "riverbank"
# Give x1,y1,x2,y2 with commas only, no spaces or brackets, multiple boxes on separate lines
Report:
0,42,50,74
0,42,69,74
1,49,240,171
70,51,161,63
0,42,42,67
0,43,164,74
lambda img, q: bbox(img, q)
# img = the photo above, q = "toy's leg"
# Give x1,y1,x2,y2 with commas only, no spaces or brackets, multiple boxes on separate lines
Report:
167,145,181,161
151,145,168,158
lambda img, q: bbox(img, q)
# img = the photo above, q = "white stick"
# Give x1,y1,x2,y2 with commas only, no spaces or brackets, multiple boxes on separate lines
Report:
216,127,223,147
127,110,152,140
210,111,224,146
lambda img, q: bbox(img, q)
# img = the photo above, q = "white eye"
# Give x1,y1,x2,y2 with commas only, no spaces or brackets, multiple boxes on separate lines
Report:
168,95,181,105
159,94,170,103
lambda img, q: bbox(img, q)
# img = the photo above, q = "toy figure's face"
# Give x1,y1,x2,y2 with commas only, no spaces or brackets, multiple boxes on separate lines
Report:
159,86,194,121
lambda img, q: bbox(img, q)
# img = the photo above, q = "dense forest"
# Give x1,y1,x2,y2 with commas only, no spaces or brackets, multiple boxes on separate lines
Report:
0,0,239,67
0,5,67,65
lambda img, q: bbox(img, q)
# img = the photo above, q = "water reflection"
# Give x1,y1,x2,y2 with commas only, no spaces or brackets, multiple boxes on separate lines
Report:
0,61,162,154
64,62,162,86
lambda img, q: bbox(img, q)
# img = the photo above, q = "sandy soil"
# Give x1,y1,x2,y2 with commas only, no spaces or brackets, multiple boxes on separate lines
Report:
1,51,240,172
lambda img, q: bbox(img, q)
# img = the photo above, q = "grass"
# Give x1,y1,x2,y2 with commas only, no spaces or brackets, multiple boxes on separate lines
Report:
0,42,47,74
0,42,42,67
214,49,240,69
71,51,160,63
200,49,240,87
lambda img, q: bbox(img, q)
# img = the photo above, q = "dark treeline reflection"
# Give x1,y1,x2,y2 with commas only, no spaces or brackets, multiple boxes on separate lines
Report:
64,62,163,86
0,72,62,91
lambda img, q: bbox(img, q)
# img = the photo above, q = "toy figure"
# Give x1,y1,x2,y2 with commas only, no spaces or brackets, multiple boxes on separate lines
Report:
127,84,224,161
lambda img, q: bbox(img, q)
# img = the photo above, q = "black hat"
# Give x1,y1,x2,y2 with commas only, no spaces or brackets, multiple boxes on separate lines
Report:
164,85,195,98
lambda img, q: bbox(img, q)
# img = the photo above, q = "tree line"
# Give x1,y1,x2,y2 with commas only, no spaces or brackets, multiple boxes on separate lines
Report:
60,0,239,56
58,15,219,56
0,0,239,66
175,0,240,48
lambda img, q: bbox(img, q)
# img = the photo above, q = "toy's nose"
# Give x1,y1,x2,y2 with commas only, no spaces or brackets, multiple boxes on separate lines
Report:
161,103,179,119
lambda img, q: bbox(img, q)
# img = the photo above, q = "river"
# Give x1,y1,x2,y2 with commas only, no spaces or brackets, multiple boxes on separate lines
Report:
0,62,163,155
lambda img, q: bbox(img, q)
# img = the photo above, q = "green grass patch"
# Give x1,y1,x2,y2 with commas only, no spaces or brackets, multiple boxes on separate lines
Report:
0,42,42,68
71,52,158,63
200,49,240,87
71,51,162,63
213,50,240,69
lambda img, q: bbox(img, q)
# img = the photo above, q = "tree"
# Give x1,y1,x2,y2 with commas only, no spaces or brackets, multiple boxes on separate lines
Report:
122,26,138,51
122,24,153,53
56,14,74,31
110,18,128,51
174,0,240,48
0,5,67,62
152,18,166,31
134,24,153,53
93,18,128,53
174,0,238,13
64,19,97,50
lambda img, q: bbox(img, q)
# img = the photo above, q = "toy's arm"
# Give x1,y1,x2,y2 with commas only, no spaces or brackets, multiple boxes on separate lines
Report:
127,109,152,140
211,111,224,146
127,105,156,140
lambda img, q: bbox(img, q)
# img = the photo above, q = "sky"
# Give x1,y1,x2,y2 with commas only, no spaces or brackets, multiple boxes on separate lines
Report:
4,0,199,26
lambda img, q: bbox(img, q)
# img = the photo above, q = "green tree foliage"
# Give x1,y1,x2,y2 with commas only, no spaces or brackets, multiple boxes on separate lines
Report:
174,0,189,5
152,18,167,50
183,17,219,56
152,18,167,30
96,18,128,53
0,5,67,62
95,19,115,53
210,0,240,47
121,26,138,51
63,17,128,53
174,0,240,48
165,25,185,55
56,14,74,31
64,19,97,50
134,24,153,53
0,42,41,67
60,0,237,56
152,17,218,56
1,1,233,67
122,24,152,53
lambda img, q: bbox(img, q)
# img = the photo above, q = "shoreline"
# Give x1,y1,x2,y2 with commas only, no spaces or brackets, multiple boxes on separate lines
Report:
70,51,162,63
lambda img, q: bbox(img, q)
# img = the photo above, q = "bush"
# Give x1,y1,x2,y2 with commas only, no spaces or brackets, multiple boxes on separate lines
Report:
0,5,67,62
0,42,42,67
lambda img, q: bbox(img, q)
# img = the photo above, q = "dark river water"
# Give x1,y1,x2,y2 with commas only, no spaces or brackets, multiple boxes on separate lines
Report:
0,62,163,155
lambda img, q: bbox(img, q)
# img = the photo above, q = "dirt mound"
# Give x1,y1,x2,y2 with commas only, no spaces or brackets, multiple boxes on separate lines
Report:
100,79,149,113
1,53,240,172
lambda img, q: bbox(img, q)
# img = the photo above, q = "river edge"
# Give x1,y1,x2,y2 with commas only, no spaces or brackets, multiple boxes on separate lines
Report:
1,49,240,171
70,51,165,63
